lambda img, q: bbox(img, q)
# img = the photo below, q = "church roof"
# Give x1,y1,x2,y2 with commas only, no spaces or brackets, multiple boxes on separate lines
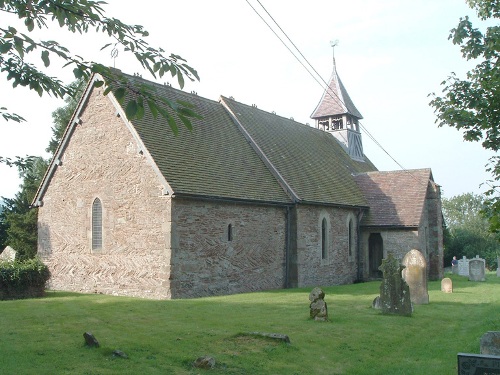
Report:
125,72,377,207
310,66,363,120
221,96,375,206
34,71,379,208
115,77,292,204
354,169,434,227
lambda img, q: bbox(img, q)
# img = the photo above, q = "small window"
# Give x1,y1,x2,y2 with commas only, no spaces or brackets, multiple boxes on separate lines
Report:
321,218,327,259
348,218,354,257
227,224,233,242
92,198,102,251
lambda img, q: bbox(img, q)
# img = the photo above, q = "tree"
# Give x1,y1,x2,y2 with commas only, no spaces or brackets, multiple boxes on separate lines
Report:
429,0,500,234
1,0,201,134
46,78,85,155
442,193,500,269
0,156,48,260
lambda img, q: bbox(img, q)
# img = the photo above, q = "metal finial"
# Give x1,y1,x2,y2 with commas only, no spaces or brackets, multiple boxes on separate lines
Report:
330,40,339,69
111,47,119,68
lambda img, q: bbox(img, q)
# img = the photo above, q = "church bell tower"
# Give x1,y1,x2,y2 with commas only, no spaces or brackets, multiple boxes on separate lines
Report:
311,44,364,162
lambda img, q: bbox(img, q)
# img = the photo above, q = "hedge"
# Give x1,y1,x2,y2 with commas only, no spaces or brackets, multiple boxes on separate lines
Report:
0,258,50,300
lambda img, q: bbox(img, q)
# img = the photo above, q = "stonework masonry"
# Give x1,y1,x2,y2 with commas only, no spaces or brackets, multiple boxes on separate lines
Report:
296,205,358,287
169,199,287,298
38,89,172,299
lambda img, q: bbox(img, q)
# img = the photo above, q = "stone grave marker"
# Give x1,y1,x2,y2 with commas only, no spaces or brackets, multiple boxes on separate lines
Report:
402,249,429,304
309,287,328,321
458,353,500,374
481,331,500,356
469,256,486,282
458,256,470,276
497,258,500,278
378,253,412,316
441,277,453,293
0,246,16,262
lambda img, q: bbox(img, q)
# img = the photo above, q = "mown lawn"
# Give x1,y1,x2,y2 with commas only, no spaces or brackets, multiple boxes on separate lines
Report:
0,273,498,374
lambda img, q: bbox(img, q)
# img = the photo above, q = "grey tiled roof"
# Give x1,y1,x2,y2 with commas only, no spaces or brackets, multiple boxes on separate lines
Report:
354,169,433,227
221,97,376,207
124,76,291,204
311,68,363,119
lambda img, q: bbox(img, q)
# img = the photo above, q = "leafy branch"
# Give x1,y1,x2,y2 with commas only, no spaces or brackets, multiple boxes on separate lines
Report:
0,0,200,129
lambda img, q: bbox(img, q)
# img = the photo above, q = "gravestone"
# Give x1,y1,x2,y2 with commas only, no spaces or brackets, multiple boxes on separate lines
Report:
458,256,470,276
452,264,459,275
309,287,328,321
458,353,500,375
193,356,216,369
441,278,453,293
469,256,486,282
481,331,500,356
497,258,500,277
378,253,412,316
0,246,16,262
83,332,99,347
402,249,429,304
372,296,381,310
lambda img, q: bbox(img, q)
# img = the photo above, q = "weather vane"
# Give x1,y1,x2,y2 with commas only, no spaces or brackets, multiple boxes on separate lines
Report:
111,47,119,68
330,39,339,68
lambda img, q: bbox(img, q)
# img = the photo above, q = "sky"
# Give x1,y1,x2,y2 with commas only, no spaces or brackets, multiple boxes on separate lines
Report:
0,0,497,200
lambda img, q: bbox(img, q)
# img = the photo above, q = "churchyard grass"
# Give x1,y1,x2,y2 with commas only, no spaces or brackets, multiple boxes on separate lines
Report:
0,273,499,374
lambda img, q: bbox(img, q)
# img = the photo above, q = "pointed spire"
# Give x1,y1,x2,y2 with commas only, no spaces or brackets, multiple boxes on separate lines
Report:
310,44,363,120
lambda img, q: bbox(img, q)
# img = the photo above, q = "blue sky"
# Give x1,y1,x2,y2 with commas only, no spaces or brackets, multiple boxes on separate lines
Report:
0,0,496,199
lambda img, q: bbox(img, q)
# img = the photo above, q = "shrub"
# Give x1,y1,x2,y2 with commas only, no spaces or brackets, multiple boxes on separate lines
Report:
0,258,50,300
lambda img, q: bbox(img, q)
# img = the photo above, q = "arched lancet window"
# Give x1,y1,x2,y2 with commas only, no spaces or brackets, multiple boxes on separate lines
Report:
227,224,233,242
92,198,102,251
321,218,328,259
348,218,354,258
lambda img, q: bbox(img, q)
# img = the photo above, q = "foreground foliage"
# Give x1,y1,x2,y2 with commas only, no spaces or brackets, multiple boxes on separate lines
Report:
1,0,200,131
0,258,50,300
429,0,500,234
0,274,498,374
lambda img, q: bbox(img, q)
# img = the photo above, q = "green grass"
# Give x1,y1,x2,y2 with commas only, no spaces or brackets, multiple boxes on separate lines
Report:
1,273,499,374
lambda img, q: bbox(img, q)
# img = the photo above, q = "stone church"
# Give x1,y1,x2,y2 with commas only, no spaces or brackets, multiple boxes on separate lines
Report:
32,63,443,299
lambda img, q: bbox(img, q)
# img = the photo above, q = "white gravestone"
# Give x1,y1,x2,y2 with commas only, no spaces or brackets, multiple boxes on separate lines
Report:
469,256,486,282
402,249,429,304
458,256,469,276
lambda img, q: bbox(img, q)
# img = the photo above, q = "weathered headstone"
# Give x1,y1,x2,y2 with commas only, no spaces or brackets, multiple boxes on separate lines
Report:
378,253,412,316
112,350,128,359
469,256,486,282
0,246,16,262
497,258,500,278
372,296,381,310
441,278,453,293
83,332,99,347
481,331,500,356
309,287,328,321
193,356,216,369
402,249,429,304
458,256,470,276
452,264,459,275
246,332,291,344
458,353,500,375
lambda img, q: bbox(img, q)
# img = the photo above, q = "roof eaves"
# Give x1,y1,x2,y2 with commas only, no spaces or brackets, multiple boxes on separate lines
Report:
172,192,293,207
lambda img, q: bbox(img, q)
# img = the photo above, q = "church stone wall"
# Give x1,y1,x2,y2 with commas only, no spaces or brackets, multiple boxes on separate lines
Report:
360,229,420,280
37,88,172,299
296,205,358,287
169,199,287,298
